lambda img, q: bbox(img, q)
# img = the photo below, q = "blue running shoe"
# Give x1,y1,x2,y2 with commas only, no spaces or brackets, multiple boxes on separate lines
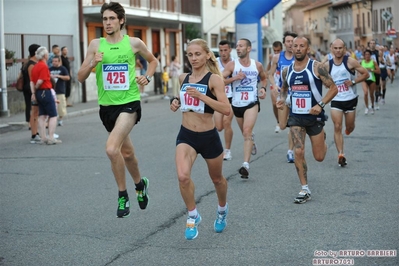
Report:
214,204,228,233
185,214,202,240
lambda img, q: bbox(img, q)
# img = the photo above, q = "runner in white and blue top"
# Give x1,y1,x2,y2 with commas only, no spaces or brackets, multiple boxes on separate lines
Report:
326,38,369,168
222,38,267,179
276,36,338,204
217,56,233,100
268,31,297,163
215,40,235,161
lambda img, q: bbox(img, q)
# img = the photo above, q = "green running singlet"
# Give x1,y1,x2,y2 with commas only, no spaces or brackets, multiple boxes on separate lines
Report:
96,35,139,105
361,59,376,82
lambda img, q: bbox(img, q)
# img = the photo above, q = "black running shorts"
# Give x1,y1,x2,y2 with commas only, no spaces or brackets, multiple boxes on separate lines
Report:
287,115,325,136
99,101,141,132
176,125,223,159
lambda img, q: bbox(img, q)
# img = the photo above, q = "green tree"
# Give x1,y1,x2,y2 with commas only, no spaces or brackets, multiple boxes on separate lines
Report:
185,24,201,41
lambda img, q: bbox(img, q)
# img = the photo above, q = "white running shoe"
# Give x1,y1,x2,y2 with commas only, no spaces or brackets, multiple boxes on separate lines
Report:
223,149,232,161
364,108,369,115
47,133,60,139
275,125,281,133
239,162,250,179
30,134,41,144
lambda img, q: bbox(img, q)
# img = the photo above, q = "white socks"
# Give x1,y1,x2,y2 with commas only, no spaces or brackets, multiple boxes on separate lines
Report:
302,185,311,194
188,208,198,218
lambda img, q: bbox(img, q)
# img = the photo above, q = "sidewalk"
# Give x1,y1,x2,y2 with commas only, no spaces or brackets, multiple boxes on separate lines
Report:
0,92,164,134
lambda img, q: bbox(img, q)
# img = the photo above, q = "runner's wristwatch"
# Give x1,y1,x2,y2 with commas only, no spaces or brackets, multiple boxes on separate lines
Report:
318,101,325,109
146,76,152,83
351,80,356,85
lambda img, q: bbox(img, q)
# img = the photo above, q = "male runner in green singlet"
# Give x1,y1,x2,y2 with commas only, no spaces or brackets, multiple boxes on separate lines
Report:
78,2,158,218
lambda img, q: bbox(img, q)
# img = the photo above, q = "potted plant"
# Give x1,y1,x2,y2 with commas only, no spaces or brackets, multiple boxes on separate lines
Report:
5,48,16,68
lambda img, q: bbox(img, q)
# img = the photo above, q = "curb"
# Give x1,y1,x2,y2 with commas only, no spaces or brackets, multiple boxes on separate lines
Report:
0,94,163,134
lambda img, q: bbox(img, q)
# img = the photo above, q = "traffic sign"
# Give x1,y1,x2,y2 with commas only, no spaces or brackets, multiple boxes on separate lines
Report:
387,28,397,38
381,10,392,21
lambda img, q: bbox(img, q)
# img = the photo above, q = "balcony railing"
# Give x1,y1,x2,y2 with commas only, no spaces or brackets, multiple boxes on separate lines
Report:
354,26,367,37
84,0,200,16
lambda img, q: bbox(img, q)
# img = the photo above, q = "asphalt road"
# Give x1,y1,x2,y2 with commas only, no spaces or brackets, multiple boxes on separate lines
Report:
1,82,398,266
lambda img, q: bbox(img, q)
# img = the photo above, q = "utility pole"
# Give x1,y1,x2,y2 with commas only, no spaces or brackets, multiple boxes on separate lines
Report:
0,0,10,117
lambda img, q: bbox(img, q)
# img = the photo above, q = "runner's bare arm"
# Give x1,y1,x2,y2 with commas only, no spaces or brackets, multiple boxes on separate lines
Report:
268,54,279,88
279,67,289,100
257,61,267,99
78,39,100,83
315,61,338,104
130,37,158,84
257,61,268,88
222,61,236,85
208,74,231,116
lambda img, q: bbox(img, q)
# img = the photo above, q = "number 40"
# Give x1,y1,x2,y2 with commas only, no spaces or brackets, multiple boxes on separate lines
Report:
296,98,306,108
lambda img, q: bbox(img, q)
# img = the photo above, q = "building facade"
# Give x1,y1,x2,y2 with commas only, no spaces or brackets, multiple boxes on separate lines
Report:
283,0,398,54
263,1,283,65
302,0,331,53
371,0,398,48
201,0,240,49
3,0,202,104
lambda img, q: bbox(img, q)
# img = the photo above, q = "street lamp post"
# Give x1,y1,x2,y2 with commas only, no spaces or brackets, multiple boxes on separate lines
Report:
0,0,10,117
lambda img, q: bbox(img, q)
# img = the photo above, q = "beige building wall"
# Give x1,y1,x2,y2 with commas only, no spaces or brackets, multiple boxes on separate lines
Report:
284,0,314,36
303,2,330,53
351,1,373,48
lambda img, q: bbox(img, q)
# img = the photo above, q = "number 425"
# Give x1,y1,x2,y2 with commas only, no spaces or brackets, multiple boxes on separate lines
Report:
106,72,126,84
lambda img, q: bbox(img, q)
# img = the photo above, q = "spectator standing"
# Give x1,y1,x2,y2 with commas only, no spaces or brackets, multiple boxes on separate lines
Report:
169,55,181,97
21,44,40,143
31,46,62,145
162,65,170,99
49,55,70,126
47,45,60,68
61,46,73,107
153,52,162,94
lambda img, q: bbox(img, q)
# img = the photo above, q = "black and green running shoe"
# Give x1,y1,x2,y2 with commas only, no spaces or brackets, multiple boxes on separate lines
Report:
116,196,130,218
136,177,149,210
